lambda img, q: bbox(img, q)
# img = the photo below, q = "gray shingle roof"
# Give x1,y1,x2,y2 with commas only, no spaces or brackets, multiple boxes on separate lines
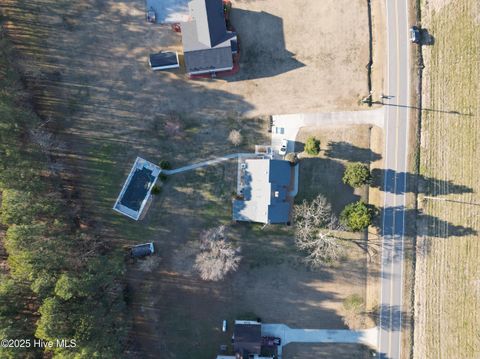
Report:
184,47,233,74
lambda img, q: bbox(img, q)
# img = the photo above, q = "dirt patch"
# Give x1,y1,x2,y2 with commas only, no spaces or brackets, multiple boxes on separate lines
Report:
283,343,372,359
127,240,369,358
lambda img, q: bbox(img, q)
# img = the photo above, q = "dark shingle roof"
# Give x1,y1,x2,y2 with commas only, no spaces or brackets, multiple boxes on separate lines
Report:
184,47,233,74
234,323,261,357
149,52,179,68
120,168,155,211
203,0,229,47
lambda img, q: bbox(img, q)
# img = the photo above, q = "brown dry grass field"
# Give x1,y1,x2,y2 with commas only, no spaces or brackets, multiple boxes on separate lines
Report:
1,0,381,357
414,0,480,358
283,343,373,359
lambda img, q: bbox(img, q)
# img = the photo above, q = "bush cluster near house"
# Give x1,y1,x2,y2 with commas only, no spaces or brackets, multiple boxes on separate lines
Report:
342,162,371,188
342,293,366,329
340,201,373,231
304,136,321,155
0,40,127,358
159,160,172,170
285,152,299,164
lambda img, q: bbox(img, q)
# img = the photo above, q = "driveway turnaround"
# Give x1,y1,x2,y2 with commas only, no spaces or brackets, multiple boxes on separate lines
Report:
271,108,384,154
378,0,411,358
262,324,378,357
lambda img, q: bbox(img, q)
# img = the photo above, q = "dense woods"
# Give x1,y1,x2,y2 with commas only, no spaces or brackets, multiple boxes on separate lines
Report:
0,37,128,358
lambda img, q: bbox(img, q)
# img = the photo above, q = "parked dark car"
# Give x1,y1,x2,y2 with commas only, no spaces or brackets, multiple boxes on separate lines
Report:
410,26,421,44
130,242,155,258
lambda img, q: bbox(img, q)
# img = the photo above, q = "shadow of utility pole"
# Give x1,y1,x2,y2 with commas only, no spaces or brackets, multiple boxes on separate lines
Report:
372,101,473,116
423,196,480,207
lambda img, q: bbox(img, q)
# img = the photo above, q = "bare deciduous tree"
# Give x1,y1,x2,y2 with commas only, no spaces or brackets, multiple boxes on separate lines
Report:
164,112,184,138
293,195,345,267
228,129,242,146
293,195,332,227
194,226,241,281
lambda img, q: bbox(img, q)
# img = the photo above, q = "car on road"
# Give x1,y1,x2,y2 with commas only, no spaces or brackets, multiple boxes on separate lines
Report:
279,139,288,156
410,26,421,44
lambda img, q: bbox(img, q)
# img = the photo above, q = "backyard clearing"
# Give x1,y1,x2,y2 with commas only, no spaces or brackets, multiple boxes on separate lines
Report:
3,0,371,118
295,124,384,320
414,1,480,358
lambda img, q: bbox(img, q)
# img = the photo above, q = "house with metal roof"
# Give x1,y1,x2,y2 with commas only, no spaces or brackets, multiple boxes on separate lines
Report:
181,0,237,75
113,157,161,220
233,159,295,224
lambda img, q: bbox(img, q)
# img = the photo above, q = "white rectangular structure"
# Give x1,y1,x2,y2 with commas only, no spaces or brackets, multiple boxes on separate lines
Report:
113,157,161,220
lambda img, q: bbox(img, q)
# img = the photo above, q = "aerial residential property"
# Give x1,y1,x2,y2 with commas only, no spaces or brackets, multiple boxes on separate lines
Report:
0,0,478,358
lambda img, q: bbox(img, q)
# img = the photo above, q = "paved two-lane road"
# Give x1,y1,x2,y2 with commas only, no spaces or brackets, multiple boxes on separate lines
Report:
378,0,411,358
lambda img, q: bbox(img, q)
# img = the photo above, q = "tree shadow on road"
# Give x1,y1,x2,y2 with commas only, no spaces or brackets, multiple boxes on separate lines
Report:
371,168,473,196
376,206,477,239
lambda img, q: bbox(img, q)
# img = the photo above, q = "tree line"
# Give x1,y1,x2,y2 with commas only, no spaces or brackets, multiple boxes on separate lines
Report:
0,37,128,358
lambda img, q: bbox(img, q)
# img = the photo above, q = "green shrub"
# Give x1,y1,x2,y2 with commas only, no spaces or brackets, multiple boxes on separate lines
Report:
159,160,171,170
340,201,373,231
151,185,162,195
342,162,371,188
304,137,320,155
343,293,364,312
284,152,298,164
159,173,168,182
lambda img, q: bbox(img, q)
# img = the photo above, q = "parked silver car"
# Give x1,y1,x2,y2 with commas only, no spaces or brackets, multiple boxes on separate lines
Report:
279,139,288,156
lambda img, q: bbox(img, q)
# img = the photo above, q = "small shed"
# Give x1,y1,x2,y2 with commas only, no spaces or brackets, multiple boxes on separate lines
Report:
113,157,161,220
131,242,155,258
149,52,180,71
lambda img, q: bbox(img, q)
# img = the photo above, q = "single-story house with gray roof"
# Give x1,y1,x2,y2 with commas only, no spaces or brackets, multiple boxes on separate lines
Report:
181,0,237,75
233,159,295,224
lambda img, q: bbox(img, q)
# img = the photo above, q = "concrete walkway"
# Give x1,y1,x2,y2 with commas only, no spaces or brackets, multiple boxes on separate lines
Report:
271,108,384,153
162,153,255,175
262,324,378,357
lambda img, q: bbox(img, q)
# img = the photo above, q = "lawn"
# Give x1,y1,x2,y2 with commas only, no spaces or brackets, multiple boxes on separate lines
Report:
295,125,382,215
414,1,480,358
